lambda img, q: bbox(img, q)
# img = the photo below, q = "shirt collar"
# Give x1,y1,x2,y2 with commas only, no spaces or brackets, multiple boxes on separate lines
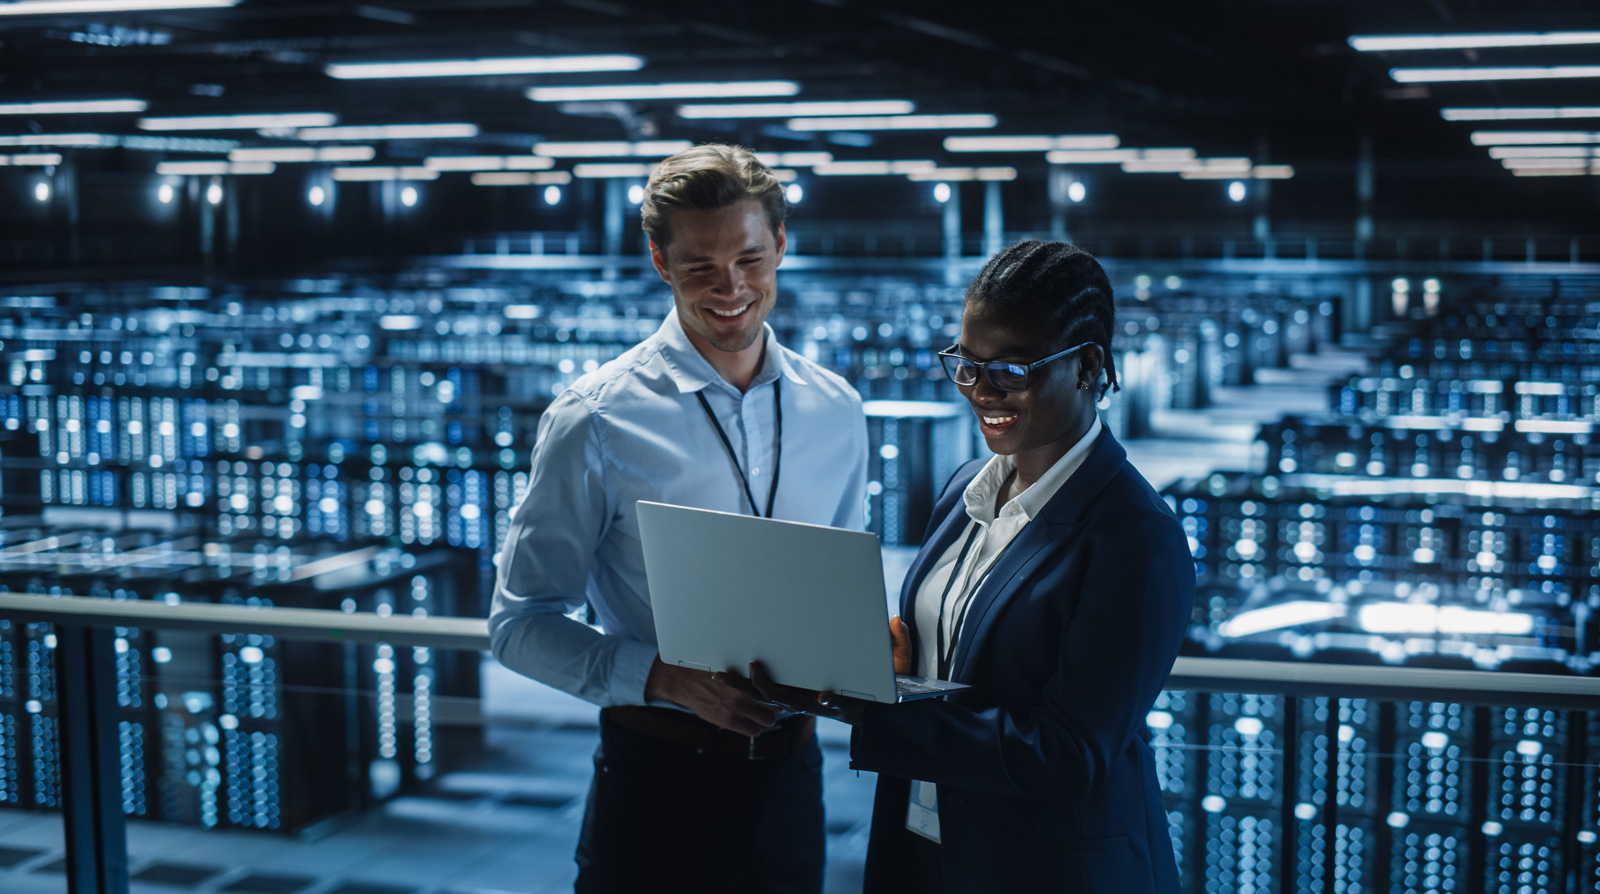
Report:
961,415,1104,524
654,307,807,394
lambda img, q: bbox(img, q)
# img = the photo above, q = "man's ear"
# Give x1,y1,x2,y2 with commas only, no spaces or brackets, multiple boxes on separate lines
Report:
648,239,671,283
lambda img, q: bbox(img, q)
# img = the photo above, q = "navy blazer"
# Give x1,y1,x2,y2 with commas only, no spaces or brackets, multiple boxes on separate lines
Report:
850,427,1193,893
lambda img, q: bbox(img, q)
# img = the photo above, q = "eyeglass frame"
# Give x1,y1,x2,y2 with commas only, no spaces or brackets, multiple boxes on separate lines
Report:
936,341,1097,393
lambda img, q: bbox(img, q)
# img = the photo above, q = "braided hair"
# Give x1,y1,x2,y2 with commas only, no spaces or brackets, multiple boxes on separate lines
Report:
965,240,1119,399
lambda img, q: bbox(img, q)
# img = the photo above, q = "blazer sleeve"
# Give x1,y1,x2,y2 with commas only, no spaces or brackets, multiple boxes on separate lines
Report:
851,502,1194,803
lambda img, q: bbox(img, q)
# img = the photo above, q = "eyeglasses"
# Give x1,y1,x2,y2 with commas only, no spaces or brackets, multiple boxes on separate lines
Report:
937,341,1094,393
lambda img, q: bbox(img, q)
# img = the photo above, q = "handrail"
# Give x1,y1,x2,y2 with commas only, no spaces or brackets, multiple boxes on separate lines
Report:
6,592,1600,708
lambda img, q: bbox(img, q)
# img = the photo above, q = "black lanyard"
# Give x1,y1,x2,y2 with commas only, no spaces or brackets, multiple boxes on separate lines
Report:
935,523,984,680
695,378,782,519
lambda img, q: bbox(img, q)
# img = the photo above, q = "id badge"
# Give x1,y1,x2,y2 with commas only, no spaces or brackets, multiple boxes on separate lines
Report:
905,780,941,843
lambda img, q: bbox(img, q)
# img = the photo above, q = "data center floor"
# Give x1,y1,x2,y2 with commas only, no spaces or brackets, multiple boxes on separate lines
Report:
0,346,1366,894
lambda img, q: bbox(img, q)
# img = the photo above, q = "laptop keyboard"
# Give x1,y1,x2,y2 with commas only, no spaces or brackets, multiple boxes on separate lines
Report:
896,677,947,695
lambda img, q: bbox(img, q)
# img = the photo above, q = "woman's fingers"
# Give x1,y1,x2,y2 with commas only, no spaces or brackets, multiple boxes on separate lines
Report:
889,615,913,675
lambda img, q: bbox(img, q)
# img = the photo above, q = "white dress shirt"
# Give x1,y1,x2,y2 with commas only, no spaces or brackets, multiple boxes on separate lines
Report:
488,308,869,708
912,416,1103,679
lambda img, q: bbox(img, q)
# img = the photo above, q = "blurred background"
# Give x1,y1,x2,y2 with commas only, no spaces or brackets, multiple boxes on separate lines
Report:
3,2,1600,893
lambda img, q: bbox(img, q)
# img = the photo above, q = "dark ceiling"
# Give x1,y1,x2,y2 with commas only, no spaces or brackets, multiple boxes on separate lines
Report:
3,0,1600,229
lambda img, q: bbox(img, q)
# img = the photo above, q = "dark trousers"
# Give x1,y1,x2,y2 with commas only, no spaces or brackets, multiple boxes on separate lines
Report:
574,710,826,894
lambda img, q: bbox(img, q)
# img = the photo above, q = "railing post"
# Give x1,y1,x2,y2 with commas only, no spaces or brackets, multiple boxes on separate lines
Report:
55,624,129,894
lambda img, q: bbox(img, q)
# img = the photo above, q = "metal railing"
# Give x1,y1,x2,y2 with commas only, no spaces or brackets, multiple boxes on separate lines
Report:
8,591,1600,894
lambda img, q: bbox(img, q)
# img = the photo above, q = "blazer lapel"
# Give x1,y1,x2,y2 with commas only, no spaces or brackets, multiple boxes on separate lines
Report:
947,428,1130,681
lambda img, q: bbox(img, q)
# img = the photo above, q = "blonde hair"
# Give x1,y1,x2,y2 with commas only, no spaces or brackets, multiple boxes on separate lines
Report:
641,143,787,247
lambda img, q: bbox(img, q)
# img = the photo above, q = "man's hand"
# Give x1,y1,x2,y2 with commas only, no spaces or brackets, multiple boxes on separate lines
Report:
726,662,872,726
644,656,779,737
890,615,912,675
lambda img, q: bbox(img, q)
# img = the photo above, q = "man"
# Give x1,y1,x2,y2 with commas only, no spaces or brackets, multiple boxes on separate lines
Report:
489,144,868,893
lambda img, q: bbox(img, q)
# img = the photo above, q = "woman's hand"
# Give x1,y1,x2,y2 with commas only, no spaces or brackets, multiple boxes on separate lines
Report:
890,614,912,675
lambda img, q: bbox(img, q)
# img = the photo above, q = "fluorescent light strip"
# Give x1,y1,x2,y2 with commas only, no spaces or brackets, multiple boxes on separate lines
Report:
752,151,833,167
0,133,108,147
156,161,273,175
1471,131,1600,145
1044,147,1194,164
1179,165,1295,180
1511,167,1598,176
326,55,644,80
571,163,653,178
0,99,145,114
293,124,478,141
332,166,439,181
425,155,557,171
788,114,996,131
1392,66,1600,83
905,167,1017,181
947,135,1121,152
1489,146,1600,158
1123,157,1251,174
229,146,376,163
1443,107,1600,121
0,153,63,165
140,113,336,131
0,0,237,13
813,160,936,175
528,82,800,102
677,100,914,119
533,140,691,158
1500,156,1600,168
471,171,573,186
1351,32,1600,52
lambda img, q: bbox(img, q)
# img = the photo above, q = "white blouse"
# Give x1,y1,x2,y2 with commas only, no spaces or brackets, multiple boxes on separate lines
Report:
911,417,1103,679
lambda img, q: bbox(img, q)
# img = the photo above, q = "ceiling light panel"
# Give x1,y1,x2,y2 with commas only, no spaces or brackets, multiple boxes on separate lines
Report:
1488,146,1600,158
326,55,644,80
1442,107,1600,121
753,151,833,167
156,161,273,175
229,146,376,162
140,113,336,130
332,166,440,181
533,141,691,157
0,0,236,14
0,153,63,165
1470,131,1600,145
0,99,146,114
1350,32,1600,52
528,82,800,102
947,135,1120,152
471,171,573,186
571,163,654,178
0,133,109,146
813,160,936,175
788,114,996,131
1392,66,1600,83
677,100,914,119
905,167,1017,181
292,124,478,140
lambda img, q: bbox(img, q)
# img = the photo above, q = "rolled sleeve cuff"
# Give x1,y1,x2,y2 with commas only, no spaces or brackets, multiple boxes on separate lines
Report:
608,636,660,707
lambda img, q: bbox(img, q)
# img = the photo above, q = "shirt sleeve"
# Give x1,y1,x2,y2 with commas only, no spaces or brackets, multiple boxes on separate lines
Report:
487,391,659,707
831,392,870,531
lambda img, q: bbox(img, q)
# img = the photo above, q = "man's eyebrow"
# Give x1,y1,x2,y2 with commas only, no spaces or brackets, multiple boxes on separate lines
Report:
676,244,767,264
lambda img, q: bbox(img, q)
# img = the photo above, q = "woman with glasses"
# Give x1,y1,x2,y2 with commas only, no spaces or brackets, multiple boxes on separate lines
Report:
748,240,1193,892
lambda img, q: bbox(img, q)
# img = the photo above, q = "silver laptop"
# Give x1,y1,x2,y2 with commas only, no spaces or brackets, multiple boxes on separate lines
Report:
636,501,970,704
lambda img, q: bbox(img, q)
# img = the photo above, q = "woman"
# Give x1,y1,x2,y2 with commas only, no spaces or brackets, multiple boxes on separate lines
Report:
751,241,1193,892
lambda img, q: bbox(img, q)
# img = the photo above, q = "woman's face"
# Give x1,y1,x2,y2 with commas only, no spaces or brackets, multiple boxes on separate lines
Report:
955,301,1104,461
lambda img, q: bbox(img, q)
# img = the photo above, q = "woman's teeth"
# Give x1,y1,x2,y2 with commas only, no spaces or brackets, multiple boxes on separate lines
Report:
708,304,750,317
982,415,1017,426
